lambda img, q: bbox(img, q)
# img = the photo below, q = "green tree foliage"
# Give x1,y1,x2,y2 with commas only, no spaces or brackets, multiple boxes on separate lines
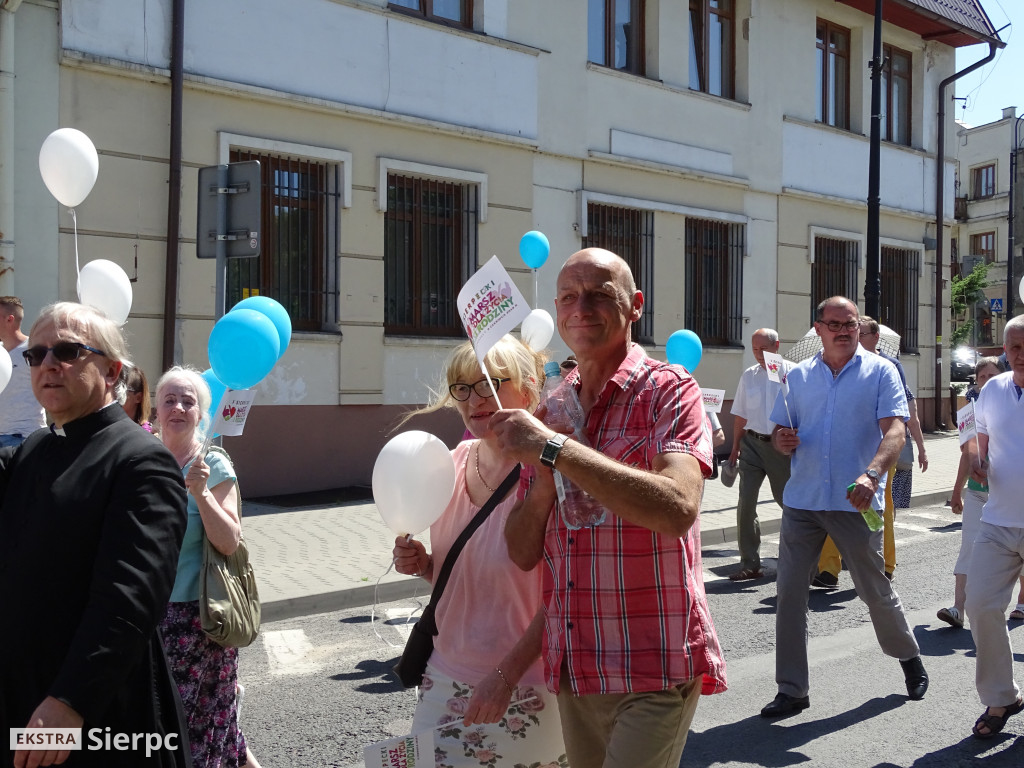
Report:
950,261,990,347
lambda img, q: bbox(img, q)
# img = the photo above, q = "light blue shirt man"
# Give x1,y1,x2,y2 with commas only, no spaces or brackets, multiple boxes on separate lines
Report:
771,345,908,512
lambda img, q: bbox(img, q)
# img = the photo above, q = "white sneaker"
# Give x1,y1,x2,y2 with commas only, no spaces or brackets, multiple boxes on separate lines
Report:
936,606,964,629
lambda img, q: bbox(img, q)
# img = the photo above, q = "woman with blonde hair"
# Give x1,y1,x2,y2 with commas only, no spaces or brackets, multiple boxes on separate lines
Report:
154,365,260,768
393,334,567,768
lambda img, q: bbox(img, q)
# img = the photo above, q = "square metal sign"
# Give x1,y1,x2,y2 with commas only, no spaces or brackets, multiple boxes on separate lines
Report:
196,161,261,259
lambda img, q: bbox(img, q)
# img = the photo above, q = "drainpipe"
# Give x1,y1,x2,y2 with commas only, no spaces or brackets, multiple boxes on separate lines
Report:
162,0,184,371
933,42,998,429
0,4,18,294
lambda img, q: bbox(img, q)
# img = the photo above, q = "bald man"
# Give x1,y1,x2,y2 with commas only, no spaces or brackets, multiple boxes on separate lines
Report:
495,248,725,768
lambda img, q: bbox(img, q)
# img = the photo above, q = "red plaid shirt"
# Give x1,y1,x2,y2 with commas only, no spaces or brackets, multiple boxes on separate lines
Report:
525,344,727,697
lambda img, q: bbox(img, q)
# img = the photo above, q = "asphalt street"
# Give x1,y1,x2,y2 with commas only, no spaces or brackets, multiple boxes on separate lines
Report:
237,501,1024,767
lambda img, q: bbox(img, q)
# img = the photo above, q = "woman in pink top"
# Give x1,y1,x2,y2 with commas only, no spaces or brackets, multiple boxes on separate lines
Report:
393,335,567,768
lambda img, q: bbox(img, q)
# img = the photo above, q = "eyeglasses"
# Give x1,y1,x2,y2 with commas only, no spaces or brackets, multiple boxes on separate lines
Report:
448,377,511,401
858,330,878,337
819,320,860,333
23,341,107,367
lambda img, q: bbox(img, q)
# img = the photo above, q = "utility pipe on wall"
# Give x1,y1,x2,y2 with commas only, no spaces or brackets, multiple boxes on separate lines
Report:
0,6,18,294
933,41,998,429
162,0,184,371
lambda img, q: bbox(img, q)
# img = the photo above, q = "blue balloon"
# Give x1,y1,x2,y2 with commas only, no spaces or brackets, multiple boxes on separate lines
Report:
519,230,550,269
200,368,227,438
230,295,292,356
666,329,703,372
208,309,280,390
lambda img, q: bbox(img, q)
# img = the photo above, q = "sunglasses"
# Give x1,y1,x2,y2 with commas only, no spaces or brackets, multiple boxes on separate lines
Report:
23,341,107,367
448,377,511,402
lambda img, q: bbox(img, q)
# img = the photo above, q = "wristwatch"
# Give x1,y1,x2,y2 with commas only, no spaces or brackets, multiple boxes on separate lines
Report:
865,468,881,484
540,433,569,468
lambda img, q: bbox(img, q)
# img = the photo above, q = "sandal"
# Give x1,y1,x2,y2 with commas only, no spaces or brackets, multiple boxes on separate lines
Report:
1010,604,1024,621
973,697,1024,739
729,568,764,582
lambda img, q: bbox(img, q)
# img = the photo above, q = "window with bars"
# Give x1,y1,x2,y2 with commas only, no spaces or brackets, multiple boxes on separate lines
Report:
815,19,850,130
970,231,996,264
389,0,473,28
881,44,911,146
384,174,478,336
811,237,859,323
582,203,654,343
972,164,996,199
689,0,735,99
880,246,919,353
588,0,645,76
226,149,341,332
684,218,744,346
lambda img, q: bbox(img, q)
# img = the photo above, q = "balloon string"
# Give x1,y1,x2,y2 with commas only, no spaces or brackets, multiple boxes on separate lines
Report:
371,556,423,649
71,207,81,298
533,268,539,308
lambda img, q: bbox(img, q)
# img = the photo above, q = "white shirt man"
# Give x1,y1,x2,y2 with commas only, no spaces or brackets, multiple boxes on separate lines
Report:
727,328,791,580
0,297,45,447
964,315,1024,739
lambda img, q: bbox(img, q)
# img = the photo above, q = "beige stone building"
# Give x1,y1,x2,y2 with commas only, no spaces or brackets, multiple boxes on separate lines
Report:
2,0,1001,494
953,105,1023,348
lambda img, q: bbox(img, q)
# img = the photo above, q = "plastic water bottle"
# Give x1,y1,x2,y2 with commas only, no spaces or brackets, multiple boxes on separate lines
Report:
540,361,606,529
847,483,884,531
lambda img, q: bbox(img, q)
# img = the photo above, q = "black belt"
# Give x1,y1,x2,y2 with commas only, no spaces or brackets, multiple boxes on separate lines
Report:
746,429,772,442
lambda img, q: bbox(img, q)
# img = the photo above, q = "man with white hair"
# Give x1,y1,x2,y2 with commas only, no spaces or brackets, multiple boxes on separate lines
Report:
965,313,1024,739
727,327,791,580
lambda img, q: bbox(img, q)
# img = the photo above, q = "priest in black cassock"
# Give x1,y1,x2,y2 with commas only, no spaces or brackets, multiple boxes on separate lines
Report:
0,302,190,767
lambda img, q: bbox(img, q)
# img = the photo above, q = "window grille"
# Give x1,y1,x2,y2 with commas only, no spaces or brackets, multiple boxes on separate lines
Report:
684,218,744,346
384,174,478,336
811,237,859,323
227,150,341,332
880,247,919,353
582,203,655,343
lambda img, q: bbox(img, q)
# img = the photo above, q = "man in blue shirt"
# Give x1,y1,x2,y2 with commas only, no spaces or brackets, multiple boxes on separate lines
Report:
760,296,928,717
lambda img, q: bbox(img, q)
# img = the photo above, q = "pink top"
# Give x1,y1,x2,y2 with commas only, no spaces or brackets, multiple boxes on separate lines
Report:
428,440,546,688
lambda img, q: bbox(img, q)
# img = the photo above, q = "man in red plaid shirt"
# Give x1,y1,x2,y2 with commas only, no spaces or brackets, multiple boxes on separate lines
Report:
492,248,726,768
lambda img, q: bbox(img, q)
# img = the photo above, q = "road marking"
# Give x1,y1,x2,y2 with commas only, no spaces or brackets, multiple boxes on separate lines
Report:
262,629,323,676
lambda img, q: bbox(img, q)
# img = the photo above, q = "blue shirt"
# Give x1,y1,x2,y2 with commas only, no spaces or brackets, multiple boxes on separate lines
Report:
169,450,236,602
771,346,908,512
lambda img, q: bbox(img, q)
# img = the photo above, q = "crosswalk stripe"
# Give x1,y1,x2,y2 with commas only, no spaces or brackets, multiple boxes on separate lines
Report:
262,629,322,676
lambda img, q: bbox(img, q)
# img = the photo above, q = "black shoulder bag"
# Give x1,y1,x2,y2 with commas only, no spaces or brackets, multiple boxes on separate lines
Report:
392,464,521,687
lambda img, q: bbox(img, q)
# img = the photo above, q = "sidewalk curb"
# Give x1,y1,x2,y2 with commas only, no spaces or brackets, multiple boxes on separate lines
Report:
260,487,954,621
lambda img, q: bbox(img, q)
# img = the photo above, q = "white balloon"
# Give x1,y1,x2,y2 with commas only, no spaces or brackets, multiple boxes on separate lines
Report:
78,259,133,325
1019,275,1024,306
38,128,99,208
372,431,456,537
520,308,554,350
0,346,11,395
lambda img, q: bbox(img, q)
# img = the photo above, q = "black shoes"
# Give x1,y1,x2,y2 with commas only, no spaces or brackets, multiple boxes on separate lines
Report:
901,656,928,700
811,571,838,589
761,692,811,717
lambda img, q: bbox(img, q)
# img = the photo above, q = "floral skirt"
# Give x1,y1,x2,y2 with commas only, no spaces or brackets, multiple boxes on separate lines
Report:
411,661,568,768
892,468,912,510
161,601,247,768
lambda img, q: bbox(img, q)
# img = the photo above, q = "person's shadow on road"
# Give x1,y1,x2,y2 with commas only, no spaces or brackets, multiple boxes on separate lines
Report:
684,695,905,767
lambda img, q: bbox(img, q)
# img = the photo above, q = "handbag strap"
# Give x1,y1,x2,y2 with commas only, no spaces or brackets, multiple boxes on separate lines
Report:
418,464,520,636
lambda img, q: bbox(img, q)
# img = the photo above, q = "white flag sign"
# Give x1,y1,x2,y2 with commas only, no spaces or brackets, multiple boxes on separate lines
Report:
210,389,257,437
457,255,532,364
363,731,433,768
956,402,977,446
702,388,726,413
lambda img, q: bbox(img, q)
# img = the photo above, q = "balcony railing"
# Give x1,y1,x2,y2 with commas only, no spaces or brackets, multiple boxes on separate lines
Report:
954,196,969,221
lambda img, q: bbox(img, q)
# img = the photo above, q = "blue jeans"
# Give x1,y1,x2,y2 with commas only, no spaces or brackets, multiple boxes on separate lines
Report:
0,433,26,448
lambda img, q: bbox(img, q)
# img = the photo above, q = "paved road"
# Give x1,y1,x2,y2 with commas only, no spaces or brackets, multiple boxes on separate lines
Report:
237,501,1024,767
